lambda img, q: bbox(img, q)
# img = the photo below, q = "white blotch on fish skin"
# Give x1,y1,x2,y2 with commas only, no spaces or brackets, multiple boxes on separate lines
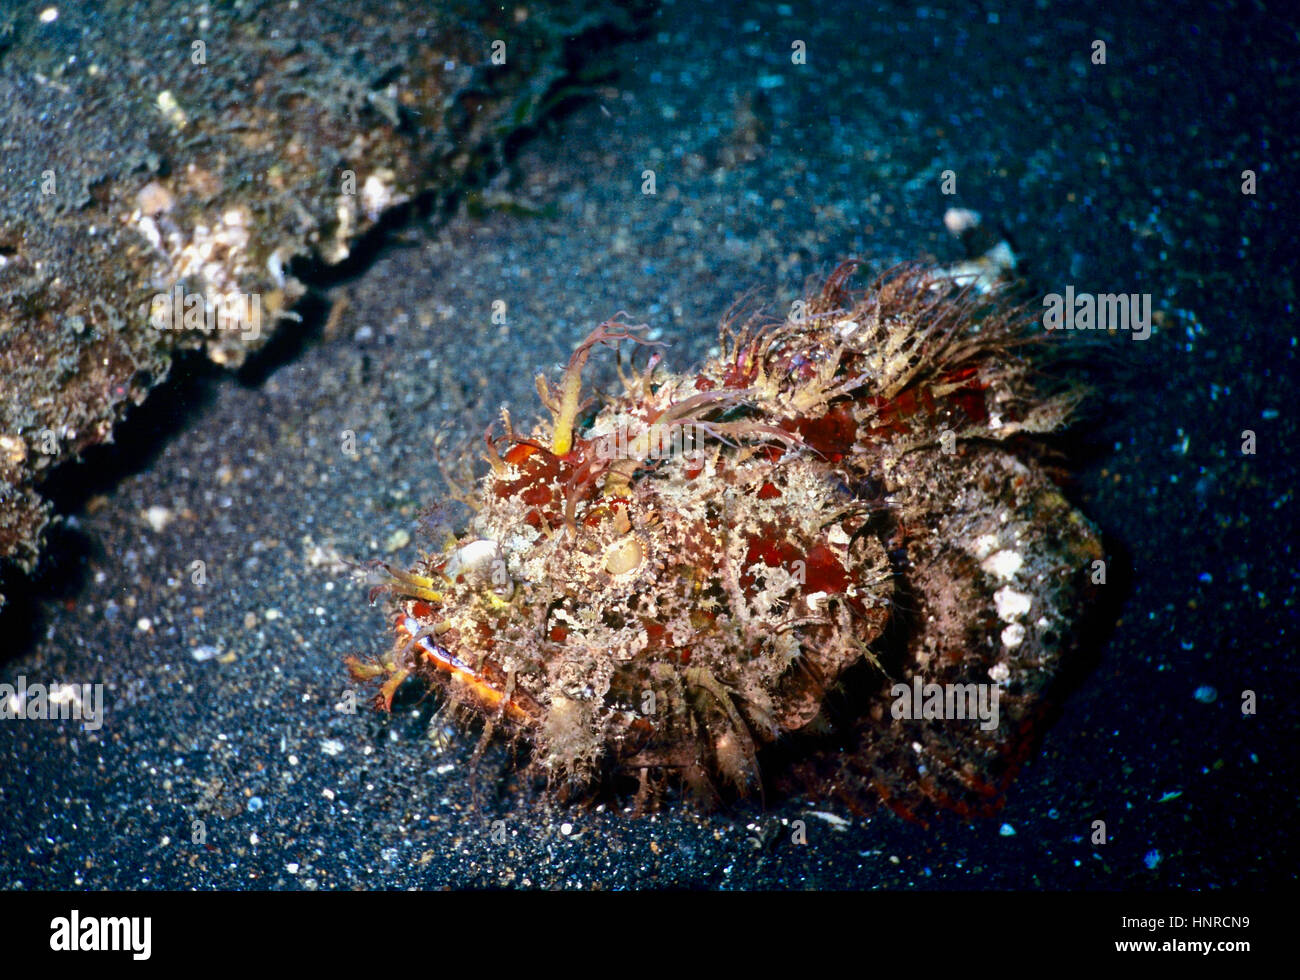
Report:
993,586,1032,623
981,549,1023,581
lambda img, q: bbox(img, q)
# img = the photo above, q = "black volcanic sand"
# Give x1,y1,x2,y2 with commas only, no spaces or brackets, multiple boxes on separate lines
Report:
2,0,1296,889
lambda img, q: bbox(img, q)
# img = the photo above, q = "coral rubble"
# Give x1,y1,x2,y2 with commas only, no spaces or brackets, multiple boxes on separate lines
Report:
0,0,653,609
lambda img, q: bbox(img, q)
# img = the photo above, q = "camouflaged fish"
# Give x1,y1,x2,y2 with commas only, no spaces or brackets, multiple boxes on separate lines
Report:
348,260,1103,817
